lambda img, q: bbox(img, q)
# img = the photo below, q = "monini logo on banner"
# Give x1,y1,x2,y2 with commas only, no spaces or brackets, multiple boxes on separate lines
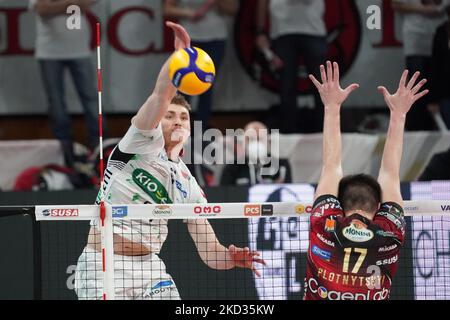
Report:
248,184,315,300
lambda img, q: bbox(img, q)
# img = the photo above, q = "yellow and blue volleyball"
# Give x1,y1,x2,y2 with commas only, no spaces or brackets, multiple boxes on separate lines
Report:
168,47,216,96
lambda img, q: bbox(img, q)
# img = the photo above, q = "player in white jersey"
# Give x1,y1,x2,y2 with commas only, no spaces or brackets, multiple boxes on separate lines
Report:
74,22,266,300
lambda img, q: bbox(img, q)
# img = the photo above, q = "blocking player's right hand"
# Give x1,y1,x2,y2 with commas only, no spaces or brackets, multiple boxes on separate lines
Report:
309,61,359,109
377,70,428,116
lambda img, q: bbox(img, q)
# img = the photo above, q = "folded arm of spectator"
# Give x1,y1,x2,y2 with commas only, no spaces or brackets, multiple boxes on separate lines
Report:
392,1,444,16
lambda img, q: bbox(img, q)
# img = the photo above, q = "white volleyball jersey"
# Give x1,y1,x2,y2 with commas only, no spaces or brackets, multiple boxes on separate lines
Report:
92,122,207,253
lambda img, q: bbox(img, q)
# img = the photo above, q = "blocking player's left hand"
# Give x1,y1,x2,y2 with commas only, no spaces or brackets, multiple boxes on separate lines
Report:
228,244,267,277
309,61,359,109
378,70,429,116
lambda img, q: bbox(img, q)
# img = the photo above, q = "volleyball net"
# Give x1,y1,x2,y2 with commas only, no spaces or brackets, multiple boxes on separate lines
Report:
30,198,450,300
1,182,449,300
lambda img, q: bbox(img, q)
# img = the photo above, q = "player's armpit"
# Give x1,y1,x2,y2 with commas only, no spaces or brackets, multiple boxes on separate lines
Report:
378,172,403,207
314,167,343,201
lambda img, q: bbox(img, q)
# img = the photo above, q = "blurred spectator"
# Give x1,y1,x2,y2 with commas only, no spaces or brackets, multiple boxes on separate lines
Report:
255,0,327,133
13,164,92,191
164,0,238,130
183,130,220,187
428,5,450,129
186,160,216,187
392,0,449,131
29,0,105,169
13,141,95,191
220,121,292,185
418,147,450,180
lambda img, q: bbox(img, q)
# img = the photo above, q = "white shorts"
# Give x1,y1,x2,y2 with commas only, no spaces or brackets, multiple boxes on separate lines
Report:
74,247,180,300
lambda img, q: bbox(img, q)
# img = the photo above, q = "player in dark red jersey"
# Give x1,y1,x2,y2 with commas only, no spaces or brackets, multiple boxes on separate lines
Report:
304,61,429,300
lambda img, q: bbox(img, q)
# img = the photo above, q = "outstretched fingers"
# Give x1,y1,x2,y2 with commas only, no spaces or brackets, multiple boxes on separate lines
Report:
166,21,190,49
411,78,427,94
377,86,390,98
407,71,420,90
252,257,267,266
333,61,340,82
252,266,262,277
166,21,187,36
250,252,267,277
326,61,333,83
320,64,327,83
344,83,359,95
309,74,322,90
413,89,429,102
318,61,338,85
399,69,409,88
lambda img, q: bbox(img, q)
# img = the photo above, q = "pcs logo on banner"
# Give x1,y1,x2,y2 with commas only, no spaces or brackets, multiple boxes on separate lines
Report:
244,204,274,217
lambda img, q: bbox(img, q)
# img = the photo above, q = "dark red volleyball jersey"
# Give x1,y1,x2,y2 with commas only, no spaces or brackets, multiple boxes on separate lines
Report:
304,194,405,300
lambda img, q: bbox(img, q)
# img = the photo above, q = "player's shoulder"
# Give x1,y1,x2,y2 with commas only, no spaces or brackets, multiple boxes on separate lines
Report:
118,122,164,155
313,194,342,210
377,202,404,217
176,160,208,202
177,159,195,181
310,194,344,220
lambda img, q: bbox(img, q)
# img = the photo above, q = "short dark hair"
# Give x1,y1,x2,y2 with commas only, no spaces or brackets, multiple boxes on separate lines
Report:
171,94,191,112
338,174,381,214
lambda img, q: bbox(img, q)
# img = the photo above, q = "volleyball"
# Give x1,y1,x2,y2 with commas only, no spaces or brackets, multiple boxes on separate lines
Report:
168,47,216,96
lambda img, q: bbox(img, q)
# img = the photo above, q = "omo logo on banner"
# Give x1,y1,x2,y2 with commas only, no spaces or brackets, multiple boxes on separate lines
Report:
194,205,222,217
248,184,314,300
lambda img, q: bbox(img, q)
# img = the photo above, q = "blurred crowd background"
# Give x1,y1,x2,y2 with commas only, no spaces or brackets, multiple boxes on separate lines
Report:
0,0,449,192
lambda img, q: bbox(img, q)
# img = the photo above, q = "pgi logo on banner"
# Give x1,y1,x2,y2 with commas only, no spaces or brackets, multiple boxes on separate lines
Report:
112,206,128,218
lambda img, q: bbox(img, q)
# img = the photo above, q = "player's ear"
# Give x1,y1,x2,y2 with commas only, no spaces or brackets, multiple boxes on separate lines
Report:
371,203,381,218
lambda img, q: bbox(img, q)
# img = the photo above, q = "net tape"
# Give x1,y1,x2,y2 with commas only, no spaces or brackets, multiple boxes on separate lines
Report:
35,201,450,221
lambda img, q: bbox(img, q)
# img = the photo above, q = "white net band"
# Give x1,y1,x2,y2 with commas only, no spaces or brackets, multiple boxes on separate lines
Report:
35,201,450,221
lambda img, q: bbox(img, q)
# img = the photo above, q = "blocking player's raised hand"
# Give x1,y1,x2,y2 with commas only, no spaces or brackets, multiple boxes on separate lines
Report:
309,61,359,109
376,70,429,207
377,70,429,116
